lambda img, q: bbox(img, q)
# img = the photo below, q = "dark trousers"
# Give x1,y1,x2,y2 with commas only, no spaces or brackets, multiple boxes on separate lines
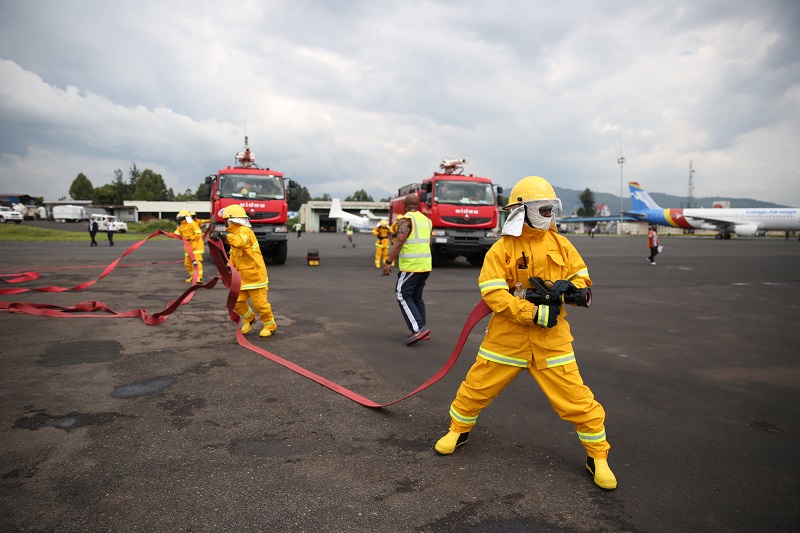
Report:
394,270,429,333
649,246,659,263
89,231,97,246
107,231,114,246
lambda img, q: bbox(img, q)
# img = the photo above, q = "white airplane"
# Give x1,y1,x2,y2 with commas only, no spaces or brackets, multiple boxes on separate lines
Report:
328,198,383,231
627,181,800,240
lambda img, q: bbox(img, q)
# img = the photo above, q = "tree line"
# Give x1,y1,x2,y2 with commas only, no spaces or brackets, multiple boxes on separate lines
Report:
68,165,597,215
67,165,380,212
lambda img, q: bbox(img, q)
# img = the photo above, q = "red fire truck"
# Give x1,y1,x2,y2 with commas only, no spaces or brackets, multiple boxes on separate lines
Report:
389,159,503,266
203,137,297,264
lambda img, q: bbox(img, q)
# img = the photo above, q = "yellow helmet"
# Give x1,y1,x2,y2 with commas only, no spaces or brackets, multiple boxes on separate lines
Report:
505,176,558,208
221,204,247,218
177,209,189,218
380,219,388,227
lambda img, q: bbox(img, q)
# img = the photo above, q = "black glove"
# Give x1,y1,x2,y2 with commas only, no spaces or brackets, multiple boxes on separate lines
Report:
210,231,221,241
534,304,560,328
550,280,577,297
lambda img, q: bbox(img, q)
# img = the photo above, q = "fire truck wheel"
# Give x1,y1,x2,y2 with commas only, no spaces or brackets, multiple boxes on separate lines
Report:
467,253,485,267
271,241,288,265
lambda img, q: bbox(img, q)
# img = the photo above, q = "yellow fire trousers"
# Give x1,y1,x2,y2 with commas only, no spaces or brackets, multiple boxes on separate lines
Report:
374,240,389,267
448,356,610,458
183,251,204,279
234,287,276,332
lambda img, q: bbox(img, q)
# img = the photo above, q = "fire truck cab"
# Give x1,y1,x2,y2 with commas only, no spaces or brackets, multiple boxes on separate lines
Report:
204,137,297,264
390,159,503,266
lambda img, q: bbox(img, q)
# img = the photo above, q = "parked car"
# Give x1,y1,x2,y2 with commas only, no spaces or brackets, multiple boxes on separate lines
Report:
0,206,23,224
90,214,128,233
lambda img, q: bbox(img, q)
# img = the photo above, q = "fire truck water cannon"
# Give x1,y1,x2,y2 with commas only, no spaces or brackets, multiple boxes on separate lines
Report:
235,135,256,168
440,158,467,174
511,277,592,307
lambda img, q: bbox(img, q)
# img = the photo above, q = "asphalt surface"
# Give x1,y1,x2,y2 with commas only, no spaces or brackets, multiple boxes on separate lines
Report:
1,227,799,532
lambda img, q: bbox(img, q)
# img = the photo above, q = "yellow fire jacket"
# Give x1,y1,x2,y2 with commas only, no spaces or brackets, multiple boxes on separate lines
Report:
174,221,204,255
225,223,268,290
477,224,591,370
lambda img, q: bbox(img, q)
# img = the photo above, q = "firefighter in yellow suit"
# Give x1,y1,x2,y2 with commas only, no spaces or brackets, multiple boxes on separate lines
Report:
174,210,206,283
434,176,617,490
212,204,277,337
372,219,391,268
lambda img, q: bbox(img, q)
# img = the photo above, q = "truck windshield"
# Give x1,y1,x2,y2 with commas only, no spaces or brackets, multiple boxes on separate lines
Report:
218,174,285,200
434,181,494,206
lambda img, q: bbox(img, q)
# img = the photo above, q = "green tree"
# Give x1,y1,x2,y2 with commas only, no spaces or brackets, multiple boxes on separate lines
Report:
288,185,312,211
576,188,596,217
128,163,141,192
313,192,332,201
110,168,131,204
346,189,373,202
133,169,170,201
93,184,117,205
69,172,94,200
174,188,199,201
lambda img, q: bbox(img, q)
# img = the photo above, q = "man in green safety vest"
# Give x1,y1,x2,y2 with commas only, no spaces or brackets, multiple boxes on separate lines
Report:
382,194,433,346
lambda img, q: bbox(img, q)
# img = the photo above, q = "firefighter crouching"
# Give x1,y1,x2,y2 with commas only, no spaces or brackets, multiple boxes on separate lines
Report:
174,209,205,283
372,219,392,268
211,204,277,337
434,175,617,490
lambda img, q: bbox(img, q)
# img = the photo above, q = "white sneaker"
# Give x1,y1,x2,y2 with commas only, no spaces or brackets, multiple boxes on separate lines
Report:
650,262,657,265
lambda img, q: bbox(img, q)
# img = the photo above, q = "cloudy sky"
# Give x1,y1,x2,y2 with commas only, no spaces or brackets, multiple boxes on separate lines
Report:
1,0,799,206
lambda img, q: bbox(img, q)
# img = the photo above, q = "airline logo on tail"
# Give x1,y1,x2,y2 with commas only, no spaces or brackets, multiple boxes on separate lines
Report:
628,182,662,210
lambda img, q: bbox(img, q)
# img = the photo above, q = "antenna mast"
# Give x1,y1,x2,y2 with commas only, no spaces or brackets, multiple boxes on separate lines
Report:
687,161,695,207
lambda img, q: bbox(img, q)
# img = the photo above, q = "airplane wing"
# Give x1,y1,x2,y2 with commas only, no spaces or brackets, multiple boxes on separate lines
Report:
680,214,738,232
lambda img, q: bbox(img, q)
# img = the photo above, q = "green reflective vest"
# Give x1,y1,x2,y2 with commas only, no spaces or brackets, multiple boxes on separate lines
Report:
398,210,432,272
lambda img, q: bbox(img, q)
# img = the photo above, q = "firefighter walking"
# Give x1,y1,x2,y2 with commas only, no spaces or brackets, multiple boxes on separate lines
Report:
211,204,276,337
174,210,205,283
434,175,617,490
372,219,391,268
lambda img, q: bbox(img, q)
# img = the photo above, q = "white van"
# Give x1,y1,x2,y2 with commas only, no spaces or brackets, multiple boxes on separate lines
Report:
90,214,128,233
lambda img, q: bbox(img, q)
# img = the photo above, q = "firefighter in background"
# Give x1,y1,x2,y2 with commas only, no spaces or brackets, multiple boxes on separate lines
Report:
434,175,617,490
174,210,205,283
211,204,277,337
372,219,391,268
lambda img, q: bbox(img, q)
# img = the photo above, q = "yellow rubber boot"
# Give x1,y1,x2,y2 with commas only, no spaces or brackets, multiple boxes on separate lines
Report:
434,431,469,455
259,326,276,337
586,457,617,490
241,316,256,334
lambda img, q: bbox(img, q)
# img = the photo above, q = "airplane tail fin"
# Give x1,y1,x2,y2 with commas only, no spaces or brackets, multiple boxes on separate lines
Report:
628,182,662,211
329,198,345,218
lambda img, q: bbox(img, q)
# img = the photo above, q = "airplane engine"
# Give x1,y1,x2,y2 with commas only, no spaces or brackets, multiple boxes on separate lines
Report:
734,224,762,237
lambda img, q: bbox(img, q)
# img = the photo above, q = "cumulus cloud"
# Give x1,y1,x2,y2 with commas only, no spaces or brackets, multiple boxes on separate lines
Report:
0,0,798,205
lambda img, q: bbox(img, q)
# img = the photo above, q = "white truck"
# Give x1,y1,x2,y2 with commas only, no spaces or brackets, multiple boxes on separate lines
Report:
52,205,89,222
90,214,128,233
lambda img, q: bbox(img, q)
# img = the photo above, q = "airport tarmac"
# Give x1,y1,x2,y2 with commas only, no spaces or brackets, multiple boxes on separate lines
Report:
1,230,799,532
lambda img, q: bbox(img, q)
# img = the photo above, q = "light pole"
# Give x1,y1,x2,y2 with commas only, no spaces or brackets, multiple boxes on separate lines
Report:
617,155,625,234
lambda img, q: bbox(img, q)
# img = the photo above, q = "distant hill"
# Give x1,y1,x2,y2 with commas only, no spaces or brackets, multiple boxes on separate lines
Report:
552,186,786,217
368,184,786,216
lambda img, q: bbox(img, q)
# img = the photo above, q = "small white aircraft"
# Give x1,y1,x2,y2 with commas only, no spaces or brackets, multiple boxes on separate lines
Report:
328,198,383,231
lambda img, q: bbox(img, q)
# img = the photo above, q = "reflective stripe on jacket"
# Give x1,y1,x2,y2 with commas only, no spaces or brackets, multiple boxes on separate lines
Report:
398,210,432,272
477,224,591,370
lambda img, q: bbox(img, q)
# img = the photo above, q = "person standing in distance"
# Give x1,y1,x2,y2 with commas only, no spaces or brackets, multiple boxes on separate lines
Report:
88,218,99,246
382,194,432,346
106,219,115,246
434,175,617,490
211,204,277,337
647,224,659,265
